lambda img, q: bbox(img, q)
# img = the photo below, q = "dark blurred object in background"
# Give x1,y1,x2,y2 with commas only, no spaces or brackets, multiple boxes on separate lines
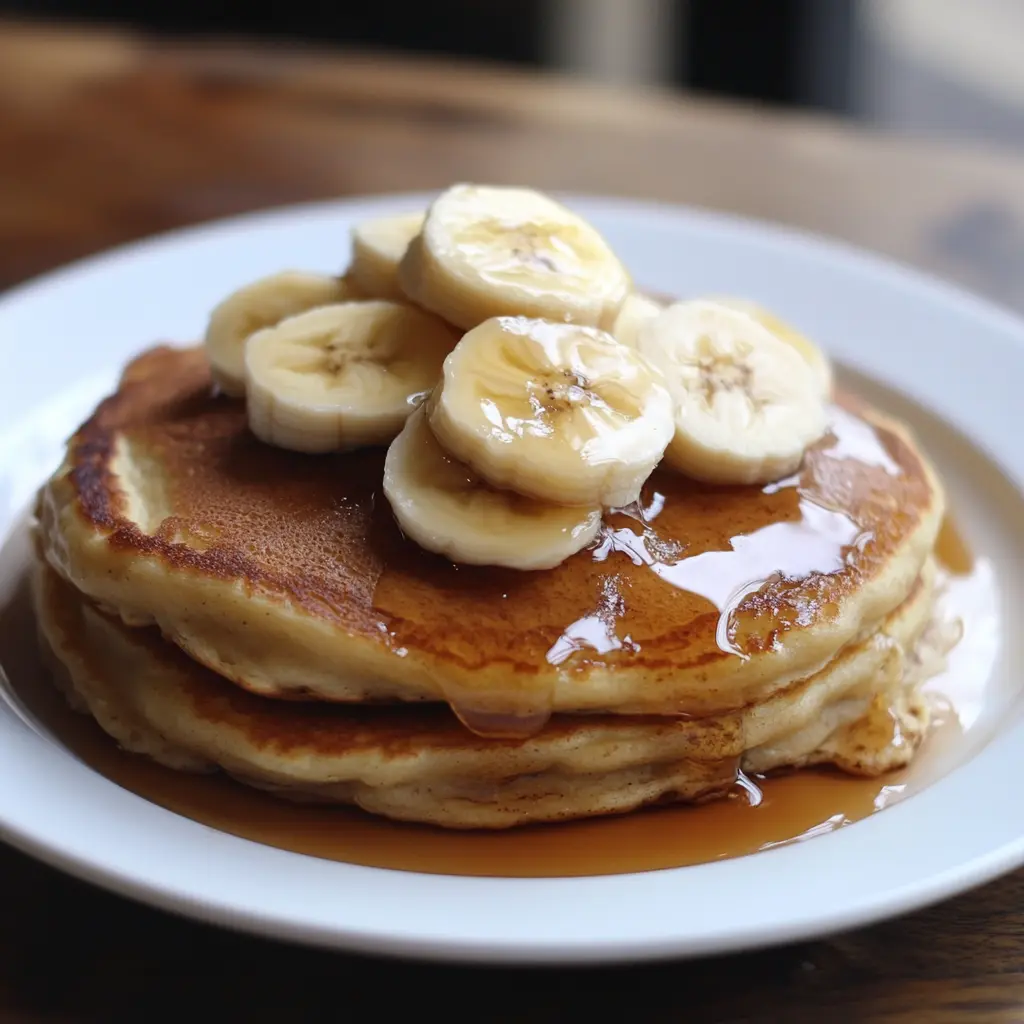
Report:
1,0,551,65
0,0,856,112
3,0,1024,149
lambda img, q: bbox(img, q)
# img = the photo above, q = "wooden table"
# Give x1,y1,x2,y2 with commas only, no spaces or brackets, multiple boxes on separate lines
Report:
2,20,1024,1022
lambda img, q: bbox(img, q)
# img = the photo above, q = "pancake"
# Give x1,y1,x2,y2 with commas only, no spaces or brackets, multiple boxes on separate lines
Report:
33,555,944,828
38,345,944,730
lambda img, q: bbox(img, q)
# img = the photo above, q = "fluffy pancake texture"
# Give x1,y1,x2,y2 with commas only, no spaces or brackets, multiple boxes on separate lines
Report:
34,557,938,829
37,346,944,725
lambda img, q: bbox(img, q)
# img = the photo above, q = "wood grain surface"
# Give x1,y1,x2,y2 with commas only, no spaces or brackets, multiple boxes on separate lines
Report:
1,19,1023,1023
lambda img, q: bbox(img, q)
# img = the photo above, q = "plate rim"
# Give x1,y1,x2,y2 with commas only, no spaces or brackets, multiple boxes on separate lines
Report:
1,192,1023,965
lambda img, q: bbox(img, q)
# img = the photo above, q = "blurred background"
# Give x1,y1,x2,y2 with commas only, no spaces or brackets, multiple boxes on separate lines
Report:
4,0,1024,151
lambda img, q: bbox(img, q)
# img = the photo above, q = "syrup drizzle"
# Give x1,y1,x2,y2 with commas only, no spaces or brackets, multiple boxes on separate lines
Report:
542,404,891,674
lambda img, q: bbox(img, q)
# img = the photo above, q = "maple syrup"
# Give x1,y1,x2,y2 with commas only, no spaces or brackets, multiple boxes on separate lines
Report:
371,398,932,735
935,513,975,575
0,512,977,877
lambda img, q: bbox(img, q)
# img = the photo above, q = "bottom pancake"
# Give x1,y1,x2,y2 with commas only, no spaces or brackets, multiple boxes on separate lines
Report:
34,557,951,828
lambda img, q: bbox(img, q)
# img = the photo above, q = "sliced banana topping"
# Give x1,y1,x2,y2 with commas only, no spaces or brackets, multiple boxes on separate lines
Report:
245,300,459,454
638,300,828,485
428,316,674,507
710,296,833,398
398,184,631,331
204,271,356,397
611,292,665,349
350,212,425,301
384,407,602,570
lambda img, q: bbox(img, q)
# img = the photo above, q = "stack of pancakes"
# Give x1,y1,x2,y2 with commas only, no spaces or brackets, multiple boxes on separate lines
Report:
32,344,951,828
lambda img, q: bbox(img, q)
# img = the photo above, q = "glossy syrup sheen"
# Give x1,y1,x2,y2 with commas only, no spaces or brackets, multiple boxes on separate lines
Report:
4,516,973,878
376,400,935,733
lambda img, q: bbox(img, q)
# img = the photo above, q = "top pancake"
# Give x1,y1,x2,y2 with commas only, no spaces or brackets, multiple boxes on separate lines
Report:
38,345,943,726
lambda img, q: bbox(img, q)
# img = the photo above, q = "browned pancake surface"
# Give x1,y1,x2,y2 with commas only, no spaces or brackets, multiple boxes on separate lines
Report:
57,345,940,715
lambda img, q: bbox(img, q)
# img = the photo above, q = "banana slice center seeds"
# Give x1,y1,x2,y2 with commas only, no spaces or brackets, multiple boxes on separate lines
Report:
463,219,574,278
694,348,755,405
533,369,593,415
321,336,380,376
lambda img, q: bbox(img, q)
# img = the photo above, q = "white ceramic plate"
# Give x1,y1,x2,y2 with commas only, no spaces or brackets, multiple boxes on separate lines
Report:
0,194,1022,965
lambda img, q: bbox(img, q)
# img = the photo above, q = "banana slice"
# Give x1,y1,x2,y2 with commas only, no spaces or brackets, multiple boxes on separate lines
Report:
710,296,833,398
384,407,602,570
611,292,665,349
398,184,631,331
638,300,828,485
350,212,425,301
204,271,356,397
245,300,459,453
428,316,674,507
